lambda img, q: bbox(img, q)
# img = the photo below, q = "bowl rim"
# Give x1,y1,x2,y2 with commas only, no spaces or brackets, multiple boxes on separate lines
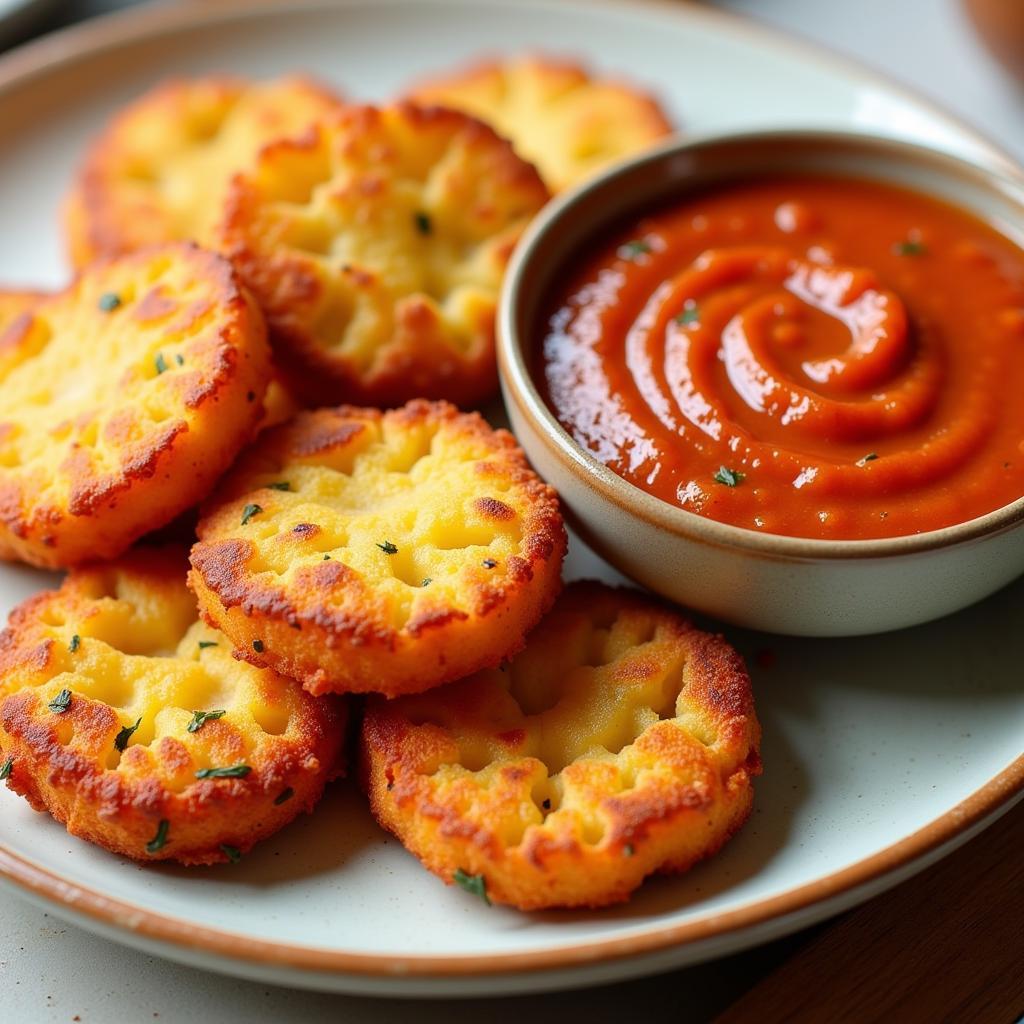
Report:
499,127,1024,561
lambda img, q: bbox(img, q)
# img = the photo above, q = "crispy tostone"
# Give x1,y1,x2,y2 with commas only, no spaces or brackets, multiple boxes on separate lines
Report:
0,547,347,865
360,581,761,910
0,243,271,569
65,75,345,267
216,102,549,407
408,55,673,192
189,400,566,697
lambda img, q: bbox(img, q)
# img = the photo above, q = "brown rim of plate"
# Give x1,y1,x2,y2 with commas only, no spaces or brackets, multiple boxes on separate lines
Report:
500,127,1024,563
0,0,1021,982
1,758,1021,978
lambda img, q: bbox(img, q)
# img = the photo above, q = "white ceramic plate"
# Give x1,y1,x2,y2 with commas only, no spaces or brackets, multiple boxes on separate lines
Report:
0,0,1021,998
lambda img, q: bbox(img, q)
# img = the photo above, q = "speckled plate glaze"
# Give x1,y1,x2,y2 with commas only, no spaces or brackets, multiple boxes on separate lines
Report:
0,0,1021,998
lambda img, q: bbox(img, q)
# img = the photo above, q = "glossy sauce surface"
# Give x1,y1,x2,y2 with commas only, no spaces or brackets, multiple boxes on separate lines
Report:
537,175,1024,539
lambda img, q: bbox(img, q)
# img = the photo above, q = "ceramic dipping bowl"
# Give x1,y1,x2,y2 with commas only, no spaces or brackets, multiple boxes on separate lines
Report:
498,130,1024,636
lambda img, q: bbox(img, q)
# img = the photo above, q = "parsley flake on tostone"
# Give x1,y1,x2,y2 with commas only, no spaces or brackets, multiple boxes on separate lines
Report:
220,844,242,864
195,763,252,780
114,716,142,753
377,540,398,555
267,481,291,491
197,640,218,650
98,292,121,312
453,868,491,905
154,353,169,375
48,688,72,713
252,639,265,653
414,211,433,235
0,757,12,781
187,709,226,733
69,634,81,653
240,503,263,526
274,787,294,806
146,819,169,854
674,304,699,325
482,558,497,569
713,466,744,487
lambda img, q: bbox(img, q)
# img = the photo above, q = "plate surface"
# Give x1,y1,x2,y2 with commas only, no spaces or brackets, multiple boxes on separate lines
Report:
0,0,1021,998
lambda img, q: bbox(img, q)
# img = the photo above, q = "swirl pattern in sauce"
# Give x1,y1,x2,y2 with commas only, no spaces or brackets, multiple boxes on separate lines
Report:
537,176,1024,539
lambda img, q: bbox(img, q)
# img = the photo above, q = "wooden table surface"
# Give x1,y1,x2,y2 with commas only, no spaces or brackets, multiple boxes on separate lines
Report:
0,2,1022,1022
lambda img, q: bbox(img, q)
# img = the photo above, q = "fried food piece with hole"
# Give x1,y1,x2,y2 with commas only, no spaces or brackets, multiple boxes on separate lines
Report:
189,400,566,697
0,548,347,865
216,102,549,407
408,56,673,193
361,581,761,910
65,75,345,267
0,243,271,569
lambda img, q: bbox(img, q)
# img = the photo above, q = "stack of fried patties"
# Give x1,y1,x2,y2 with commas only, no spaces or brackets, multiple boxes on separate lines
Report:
0,63,760,909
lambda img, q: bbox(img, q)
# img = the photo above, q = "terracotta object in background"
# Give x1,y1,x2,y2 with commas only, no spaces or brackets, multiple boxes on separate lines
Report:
964,0,1024,82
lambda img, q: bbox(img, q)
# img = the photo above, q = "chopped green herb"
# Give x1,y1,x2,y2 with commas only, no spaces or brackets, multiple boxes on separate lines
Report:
856,452,879,467
0,757,12,781
187,709,226,733
267,481,291,491
377,540,398,555
146,819,169,854
114,716,142,753
69,634,81,653
623,843,635,857
274,787,294,806
154,353,168,375
198,640,218,650
619,239,651,260
453,868,490,905
322,554,331,560
713,466,744,487
240,503,263,526
414,211,433,235
98,292,121,312
482,558,497,569
674,305,699,325
174,354,184,366
421,577,432,587
196,763,252,780
48,688,72,714
220,844,242,864
252,639,265,653
894,239,926,256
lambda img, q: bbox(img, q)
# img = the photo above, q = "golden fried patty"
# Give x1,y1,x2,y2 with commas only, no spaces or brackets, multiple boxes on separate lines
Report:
0,548,347,865
408,55,673,192
361,581,761,909
65,75,344,267
189,401,566,697
217,101,549,407
0,244,270,569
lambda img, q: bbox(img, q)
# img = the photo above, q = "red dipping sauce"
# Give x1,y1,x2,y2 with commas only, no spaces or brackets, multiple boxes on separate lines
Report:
535,175,1024,540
